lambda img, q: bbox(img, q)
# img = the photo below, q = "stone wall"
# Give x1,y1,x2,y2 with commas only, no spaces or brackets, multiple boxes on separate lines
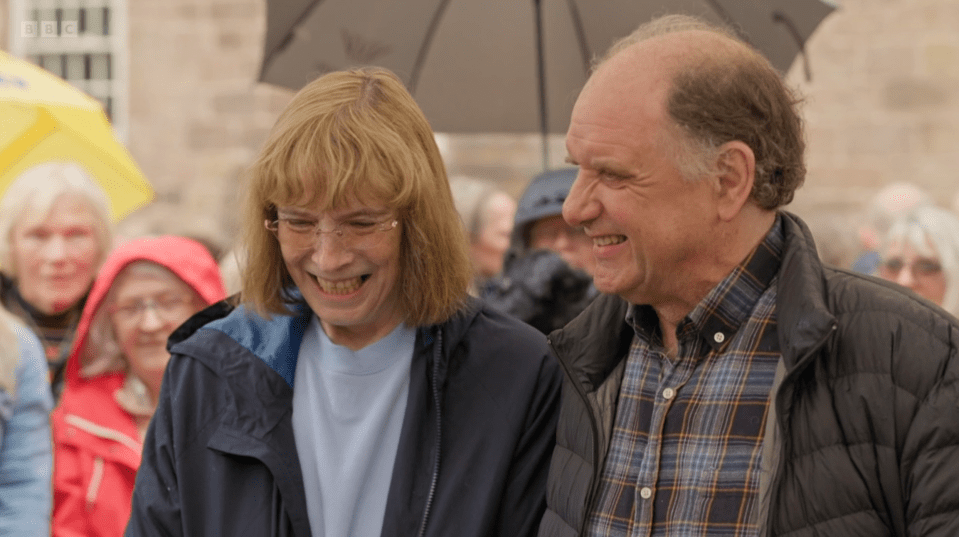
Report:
787,0,959,218
119,0,293,254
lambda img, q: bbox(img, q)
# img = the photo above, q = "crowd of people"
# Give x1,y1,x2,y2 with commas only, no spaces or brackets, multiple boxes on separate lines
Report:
1,12,958,537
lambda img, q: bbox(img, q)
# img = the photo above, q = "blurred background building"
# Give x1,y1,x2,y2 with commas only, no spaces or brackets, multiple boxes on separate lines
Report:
3,0,959,256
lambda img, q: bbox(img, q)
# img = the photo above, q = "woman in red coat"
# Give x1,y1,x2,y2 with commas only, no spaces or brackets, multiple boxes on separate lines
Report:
51,236,226,537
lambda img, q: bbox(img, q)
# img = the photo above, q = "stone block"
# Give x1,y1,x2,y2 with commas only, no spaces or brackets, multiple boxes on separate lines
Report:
866,47,915,77
218,32,246,50
882,77,950,110
213,93,256,114
177,4,199,19
924,43,959,78
188,124,237,150
243,127,272,151
211,2,257,19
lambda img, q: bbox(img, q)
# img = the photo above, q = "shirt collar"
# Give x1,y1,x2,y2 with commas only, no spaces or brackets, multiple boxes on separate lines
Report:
626,214,784,352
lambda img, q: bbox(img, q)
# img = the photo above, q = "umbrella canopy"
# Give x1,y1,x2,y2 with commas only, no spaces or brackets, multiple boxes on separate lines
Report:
260,0,837,141
0,51,154,221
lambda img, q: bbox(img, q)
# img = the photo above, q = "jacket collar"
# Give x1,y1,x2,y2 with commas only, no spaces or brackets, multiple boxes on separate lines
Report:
549,292,632,393
168,300,312,535
167,293,486,436
551,210,837,392
774,212,837,369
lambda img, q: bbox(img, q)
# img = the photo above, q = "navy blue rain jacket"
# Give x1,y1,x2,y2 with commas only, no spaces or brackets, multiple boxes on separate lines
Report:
125,298,561,537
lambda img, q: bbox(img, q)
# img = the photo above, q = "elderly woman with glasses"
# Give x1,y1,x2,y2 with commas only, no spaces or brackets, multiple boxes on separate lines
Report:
878,205,959,316
126,68,561,537
50,236,226,537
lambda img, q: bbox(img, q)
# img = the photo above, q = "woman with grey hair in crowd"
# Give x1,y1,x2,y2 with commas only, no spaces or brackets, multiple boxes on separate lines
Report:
878,204,959,317
0,162,114,399
448,175,517,293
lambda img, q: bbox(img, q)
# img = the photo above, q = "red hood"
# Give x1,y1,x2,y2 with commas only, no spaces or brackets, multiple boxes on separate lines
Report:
64,235,227,387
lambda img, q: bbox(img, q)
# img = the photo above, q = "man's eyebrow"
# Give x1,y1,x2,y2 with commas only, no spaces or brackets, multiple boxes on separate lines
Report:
590,158,631,175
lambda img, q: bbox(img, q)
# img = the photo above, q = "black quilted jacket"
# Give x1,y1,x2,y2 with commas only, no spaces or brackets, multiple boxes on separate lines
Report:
538,212,959,537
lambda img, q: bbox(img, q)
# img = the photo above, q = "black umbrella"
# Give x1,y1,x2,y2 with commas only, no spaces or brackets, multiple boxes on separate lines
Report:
260,0,837,169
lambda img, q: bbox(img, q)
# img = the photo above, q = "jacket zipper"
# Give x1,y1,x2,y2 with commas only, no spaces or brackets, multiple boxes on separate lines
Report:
547,338,603,537
417,329,443,537
86,457,105,510
764,322,837,536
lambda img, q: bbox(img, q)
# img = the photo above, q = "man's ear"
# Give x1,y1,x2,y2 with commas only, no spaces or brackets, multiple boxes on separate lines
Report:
713,140,756,222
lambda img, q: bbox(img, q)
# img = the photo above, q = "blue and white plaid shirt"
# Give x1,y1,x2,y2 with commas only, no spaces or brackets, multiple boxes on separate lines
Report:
586,216,784,537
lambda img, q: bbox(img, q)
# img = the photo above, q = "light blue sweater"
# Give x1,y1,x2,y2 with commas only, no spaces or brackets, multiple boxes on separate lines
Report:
0,326,53,536
292,316,415,537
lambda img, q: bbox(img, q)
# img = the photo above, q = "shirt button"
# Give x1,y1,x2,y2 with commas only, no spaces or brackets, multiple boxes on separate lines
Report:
714,332,725,343
662,387,675,400
640,487,653,499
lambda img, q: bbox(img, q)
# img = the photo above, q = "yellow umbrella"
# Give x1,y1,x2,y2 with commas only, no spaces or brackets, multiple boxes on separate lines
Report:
0,50,153,221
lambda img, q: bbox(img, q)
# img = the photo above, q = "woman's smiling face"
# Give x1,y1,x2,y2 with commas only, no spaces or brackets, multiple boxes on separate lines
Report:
274,197,404,350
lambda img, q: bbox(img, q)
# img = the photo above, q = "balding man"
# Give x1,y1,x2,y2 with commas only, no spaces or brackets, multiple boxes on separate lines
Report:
539,14,959,537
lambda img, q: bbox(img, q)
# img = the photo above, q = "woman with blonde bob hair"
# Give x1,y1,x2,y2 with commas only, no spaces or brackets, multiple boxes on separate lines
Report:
241,66,473,324
128,67,561,537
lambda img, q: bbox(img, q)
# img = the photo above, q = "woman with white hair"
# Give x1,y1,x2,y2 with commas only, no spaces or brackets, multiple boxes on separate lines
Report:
0,162,114,399
0,303,53,536
448,175,517,292
878,205,959,317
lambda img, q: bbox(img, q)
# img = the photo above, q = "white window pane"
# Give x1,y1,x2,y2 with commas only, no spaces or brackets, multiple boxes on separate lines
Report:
41,54,63,77
84,7,104,35
65,53,85,80
89,53,110,79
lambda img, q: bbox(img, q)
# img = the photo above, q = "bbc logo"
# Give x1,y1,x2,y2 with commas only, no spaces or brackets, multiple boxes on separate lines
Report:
21,20,79,38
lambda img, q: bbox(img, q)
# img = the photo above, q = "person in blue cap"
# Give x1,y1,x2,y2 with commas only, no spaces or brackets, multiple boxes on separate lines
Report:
481,168,597,334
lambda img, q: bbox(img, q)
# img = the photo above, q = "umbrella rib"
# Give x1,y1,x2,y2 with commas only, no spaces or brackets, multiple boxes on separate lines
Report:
259,0,325,81
409,0,454,93
535,0,549,169
565,0,592,74
773,11,812,81
703,0,752,46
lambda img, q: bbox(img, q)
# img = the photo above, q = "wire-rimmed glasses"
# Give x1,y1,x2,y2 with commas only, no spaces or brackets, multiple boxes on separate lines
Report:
108,294,195,326
878,256,943,279
265,213,398,249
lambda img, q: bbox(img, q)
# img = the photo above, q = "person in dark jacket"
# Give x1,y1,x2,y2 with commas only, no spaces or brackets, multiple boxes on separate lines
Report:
538,14,959,537
482,168,597,334
126,67,561,537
